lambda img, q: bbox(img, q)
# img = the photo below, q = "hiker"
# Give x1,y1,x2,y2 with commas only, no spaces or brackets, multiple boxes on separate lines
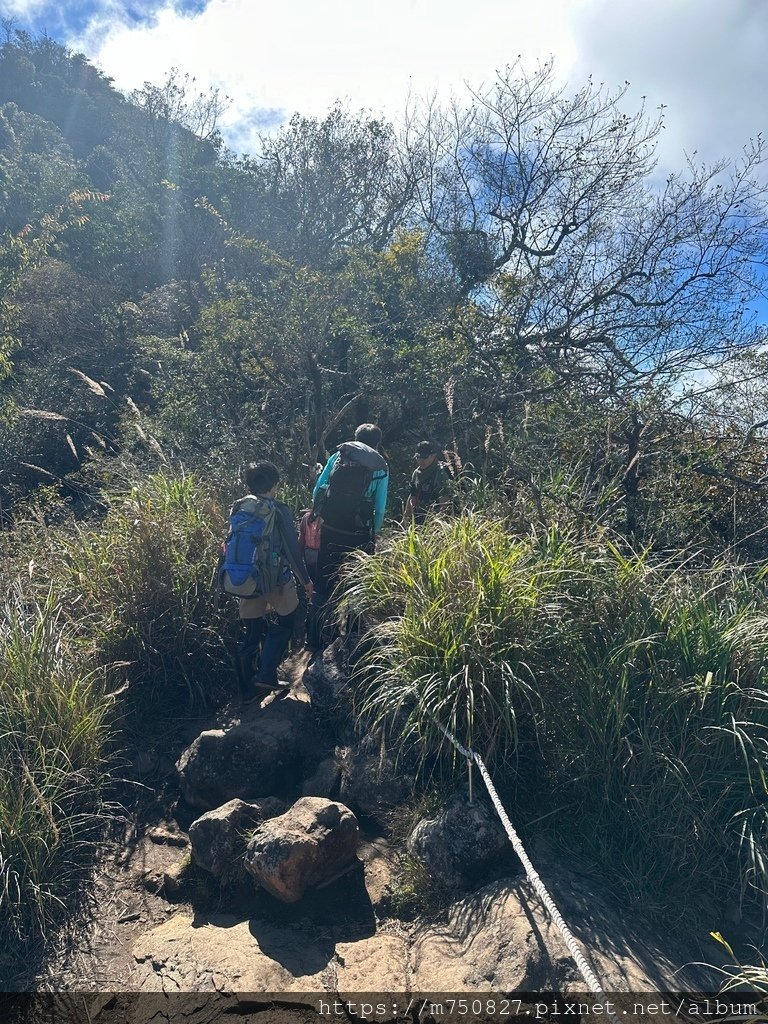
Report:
295,508,322,648
402,440,453,525
221,461,313,704
307,423,389,647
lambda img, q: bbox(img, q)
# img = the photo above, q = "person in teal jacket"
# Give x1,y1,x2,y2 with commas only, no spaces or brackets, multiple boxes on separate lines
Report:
312,428,389,536
308,423,388,648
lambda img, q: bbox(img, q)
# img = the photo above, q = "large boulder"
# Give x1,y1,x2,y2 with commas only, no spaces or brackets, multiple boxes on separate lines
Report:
176,697,321,810
244,797,359,903
188,797,284,887
408,795,511,889
338,731,417,823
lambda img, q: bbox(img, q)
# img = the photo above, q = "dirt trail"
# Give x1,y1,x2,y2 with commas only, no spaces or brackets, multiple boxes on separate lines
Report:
38,648,731,1000
40,652,318,990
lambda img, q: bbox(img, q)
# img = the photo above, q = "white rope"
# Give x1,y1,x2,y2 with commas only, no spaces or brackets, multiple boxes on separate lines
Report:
433,718,619,1018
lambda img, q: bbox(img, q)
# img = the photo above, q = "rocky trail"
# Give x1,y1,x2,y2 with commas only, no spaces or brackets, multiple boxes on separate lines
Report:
38,642,725,1018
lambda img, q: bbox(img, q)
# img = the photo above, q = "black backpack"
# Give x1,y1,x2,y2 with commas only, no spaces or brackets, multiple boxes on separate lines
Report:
314,441,387,532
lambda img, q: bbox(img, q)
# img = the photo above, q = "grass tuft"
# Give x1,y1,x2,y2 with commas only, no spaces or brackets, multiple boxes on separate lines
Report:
0,587,113,983
343,513,768,915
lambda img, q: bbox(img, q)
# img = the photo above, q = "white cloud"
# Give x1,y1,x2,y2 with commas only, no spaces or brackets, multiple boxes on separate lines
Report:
74,0,579,152
69,0,767,168
568,0,768,166
2,0,50,16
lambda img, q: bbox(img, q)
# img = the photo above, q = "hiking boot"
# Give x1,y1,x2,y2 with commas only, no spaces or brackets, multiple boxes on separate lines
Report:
240,683,264,705
254,677,290,692
241,680,289,705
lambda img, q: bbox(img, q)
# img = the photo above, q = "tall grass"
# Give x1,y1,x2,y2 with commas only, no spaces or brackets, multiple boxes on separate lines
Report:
0,471,231,983
0,587,113,985
342,517,573,768
342,514,768,914
710,934,768,997
7,472,231,705
59,473,229,703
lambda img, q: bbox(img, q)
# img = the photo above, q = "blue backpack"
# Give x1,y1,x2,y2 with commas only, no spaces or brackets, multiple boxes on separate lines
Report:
220,496,287,597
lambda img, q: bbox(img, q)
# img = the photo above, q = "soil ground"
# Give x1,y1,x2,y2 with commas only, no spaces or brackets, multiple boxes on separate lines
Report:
29,650,764,1002
37,651,395,991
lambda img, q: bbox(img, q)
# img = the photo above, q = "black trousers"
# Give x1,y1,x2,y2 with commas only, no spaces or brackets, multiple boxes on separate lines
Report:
315,523,373,595
307,524,373,649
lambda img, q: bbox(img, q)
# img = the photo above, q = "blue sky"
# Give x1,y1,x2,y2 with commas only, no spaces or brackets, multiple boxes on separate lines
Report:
4,0,193,42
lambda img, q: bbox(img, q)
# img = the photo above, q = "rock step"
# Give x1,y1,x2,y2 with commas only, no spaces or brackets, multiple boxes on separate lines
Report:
130,877,677,994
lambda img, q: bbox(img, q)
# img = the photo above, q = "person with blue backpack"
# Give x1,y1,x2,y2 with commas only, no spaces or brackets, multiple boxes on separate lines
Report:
221,461,313,704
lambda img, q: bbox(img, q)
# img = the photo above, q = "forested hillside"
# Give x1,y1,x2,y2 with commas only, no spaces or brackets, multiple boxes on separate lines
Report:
2,31,767,547
2,30,768,991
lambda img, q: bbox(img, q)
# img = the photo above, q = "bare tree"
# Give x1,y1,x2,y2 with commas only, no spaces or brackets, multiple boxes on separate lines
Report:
131,68,231,145
406,60,768,398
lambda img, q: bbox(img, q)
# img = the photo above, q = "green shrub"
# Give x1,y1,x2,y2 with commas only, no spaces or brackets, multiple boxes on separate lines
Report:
343,514,768,914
